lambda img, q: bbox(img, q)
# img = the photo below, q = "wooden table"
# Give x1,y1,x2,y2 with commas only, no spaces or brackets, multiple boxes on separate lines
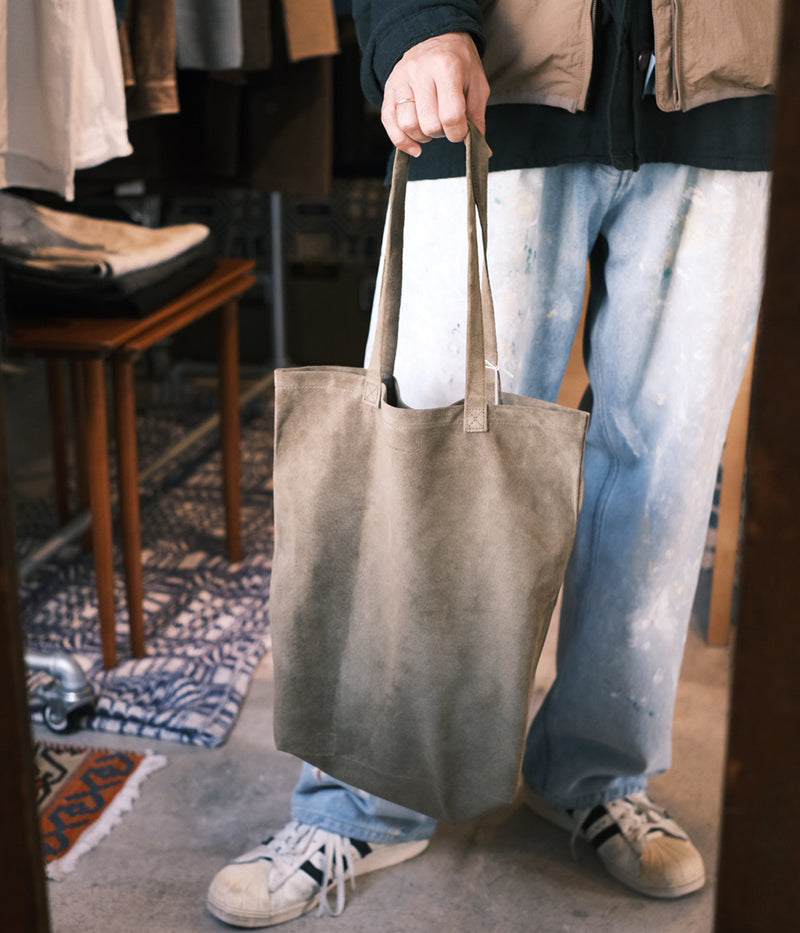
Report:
6,257,257,668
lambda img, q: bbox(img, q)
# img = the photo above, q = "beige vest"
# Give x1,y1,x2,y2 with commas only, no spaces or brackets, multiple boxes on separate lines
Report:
479,0,781,113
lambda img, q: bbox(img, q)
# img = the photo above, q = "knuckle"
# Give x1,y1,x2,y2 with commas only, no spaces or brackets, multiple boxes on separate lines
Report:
396,112,419,134
438,110,468,140
416,112,438,136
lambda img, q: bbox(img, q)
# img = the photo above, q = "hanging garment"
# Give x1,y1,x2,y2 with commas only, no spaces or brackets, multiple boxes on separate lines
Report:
0,0,132,200
119,0,180,120
174,0,244,70
281,0,339,61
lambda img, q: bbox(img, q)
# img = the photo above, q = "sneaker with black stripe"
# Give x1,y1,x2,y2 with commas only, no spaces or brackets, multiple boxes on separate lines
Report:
206,820,430,927
523,788,705,899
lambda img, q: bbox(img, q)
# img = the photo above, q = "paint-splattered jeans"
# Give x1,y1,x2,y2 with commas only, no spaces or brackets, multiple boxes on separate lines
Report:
290,162,770,841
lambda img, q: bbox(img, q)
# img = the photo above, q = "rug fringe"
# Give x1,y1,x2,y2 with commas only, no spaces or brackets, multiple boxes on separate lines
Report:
47,750,168,882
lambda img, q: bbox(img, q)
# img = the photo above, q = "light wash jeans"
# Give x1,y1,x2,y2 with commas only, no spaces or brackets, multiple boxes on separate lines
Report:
291,162,770,842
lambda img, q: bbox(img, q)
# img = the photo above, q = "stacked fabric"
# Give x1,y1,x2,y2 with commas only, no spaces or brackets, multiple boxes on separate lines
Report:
0,192,214,317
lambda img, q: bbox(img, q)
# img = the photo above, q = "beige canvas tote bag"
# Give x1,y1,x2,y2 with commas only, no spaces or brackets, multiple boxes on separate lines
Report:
270,124,589,822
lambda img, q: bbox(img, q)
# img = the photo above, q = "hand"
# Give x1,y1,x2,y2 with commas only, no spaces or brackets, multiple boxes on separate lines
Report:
381,32,490,156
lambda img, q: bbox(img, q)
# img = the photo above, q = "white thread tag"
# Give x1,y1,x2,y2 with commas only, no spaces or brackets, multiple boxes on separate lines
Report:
485,359,513,405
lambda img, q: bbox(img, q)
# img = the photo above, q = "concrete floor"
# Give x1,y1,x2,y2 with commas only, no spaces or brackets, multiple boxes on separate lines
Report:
5,357,733,932
36,612,731,933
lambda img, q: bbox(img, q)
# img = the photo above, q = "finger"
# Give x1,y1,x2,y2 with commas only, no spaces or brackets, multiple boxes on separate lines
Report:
413,88,452,142
432,86,469,144
414,68,489,144
432,67,490,141
395,98,434,142
381,95,428,156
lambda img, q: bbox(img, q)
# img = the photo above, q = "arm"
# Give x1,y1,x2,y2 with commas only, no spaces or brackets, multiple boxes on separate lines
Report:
352,1,489,155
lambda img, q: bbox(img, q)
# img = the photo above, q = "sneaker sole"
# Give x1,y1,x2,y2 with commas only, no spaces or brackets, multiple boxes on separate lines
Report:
206,837,430,928
616,871,705,900
207,888,317,929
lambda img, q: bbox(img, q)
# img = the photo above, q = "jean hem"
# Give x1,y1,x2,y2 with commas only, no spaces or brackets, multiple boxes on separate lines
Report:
521,777,648,811
290,807,437,845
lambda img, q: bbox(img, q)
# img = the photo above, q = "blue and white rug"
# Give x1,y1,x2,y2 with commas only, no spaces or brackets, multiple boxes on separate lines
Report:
18,381,273,748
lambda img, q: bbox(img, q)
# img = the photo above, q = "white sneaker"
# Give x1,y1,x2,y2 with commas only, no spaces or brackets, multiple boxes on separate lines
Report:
206,820,430,927
523,788,706,898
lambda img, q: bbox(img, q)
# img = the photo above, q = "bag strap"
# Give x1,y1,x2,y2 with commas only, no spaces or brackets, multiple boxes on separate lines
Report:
364,123,498,433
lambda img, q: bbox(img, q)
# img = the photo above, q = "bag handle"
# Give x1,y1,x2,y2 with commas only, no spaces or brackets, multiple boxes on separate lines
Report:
364,123,499,433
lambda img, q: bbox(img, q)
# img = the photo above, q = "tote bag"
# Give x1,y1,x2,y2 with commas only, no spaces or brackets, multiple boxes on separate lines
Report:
270,124,589,822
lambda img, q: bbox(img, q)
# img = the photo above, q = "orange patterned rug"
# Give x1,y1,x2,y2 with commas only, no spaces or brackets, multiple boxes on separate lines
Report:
34,742,167,880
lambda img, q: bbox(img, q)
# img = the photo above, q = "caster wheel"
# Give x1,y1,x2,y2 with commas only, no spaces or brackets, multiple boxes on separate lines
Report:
43,704,72,733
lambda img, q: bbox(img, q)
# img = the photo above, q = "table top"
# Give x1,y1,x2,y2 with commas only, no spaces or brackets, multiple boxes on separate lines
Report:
5,257,256,356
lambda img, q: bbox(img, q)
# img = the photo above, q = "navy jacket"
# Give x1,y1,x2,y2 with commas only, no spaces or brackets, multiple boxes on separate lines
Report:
352,0,775,178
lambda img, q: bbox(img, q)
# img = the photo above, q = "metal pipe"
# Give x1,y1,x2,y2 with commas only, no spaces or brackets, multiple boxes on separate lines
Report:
25,648,91,692
270,191,289,367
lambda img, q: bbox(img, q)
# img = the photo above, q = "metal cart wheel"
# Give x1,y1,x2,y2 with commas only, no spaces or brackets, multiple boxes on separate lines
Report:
42,703,72,733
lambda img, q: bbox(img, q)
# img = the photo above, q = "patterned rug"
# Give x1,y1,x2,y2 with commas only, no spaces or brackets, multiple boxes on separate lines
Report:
35,741,168,881
19,381,274,747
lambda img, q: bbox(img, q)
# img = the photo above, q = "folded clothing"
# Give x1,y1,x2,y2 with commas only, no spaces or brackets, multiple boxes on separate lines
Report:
0,192,216,317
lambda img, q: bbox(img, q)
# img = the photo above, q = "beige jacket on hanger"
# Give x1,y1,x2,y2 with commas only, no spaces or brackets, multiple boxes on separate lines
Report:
281,0,339,60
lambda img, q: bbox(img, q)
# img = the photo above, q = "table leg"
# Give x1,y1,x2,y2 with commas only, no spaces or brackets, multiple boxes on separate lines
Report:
82,359,117,669
70,361,91,552
218,298,242,563
45,359,71,525
112,357,145,658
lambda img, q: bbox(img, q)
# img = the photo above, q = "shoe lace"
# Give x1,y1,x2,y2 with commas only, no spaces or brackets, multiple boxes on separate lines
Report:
267,820,309,854
316,831,357,918
615,792,674,845
568,792,677,858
